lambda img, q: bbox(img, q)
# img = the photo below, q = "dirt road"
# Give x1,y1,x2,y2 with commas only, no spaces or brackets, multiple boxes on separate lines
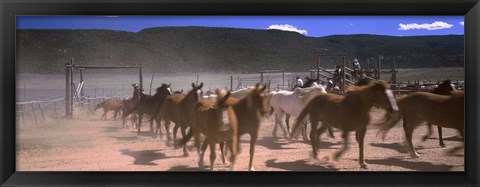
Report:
16,109,464,171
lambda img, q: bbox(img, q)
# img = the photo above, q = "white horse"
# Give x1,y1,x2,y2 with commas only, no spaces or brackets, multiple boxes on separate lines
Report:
270,82,334,141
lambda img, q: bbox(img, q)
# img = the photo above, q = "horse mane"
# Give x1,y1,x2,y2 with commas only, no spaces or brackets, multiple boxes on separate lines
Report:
346,80,389,93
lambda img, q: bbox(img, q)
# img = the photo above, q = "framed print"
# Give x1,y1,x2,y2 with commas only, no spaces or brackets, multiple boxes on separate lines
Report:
1,0,479,186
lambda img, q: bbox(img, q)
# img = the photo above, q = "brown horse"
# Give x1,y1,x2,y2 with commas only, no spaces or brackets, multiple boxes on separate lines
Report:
179,90,238,171
290,80,400,169
422,79,456,147
159,82,204,156
121,84,142,128
123,84,173,138
378,91,464,158
231,83,270,171
94,98,123,120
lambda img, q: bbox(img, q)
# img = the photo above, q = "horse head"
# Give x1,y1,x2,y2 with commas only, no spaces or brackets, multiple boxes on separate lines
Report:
156,83,173,98
246,83,270,116
186,82,204,104
433,79,456,95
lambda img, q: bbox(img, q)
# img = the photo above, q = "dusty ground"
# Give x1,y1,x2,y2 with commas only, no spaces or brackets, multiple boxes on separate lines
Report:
16,109,464,172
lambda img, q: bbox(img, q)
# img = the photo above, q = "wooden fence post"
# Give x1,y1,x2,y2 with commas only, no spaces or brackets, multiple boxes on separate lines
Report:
37,103,46,121
31,103,38,126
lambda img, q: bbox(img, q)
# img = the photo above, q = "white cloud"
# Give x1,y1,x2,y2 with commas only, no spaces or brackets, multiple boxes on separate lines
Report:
398,21,453,31
267,24,308,35
460,21,464,26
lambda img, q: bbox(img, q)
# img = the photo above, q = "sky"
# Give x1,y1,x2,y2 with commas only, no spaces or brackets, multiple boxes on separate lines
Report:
16,16,464,37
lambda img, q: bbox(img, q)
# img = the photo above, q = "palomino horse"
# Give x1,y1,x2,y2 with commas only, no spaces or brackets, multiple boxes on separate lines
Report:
123,84,173,138
270,82,334,141
290,80,400,169
159,82,203,156
94,98,123,120
422,79,456,147
378,91,464,158
178,90,238,171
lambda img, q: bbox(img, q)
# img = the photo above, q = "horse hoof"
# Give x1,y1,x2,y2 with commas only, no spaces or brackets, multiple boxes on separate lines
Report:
410,152,420,158
440,143,446,148
249,167,255,171
360,163,368,169
183,152,189,157
421,136,429,141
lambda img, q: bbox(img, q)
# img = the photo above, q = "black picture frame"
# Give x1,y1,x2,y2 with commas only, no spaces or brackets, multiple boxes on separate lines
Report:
1,0,479,186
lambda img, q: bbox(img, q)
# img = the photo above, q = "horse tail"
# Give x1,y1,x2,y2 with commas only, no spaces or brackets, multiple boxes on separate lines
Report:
374,108,403,141
289,98,314,141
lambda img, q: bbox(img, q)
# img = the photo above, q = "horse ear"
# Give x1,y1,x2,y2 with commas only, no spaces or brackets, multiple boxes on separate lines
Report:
168,83,171,87
192,82,195,88
221,91,231,103
198,82,204,89
255,83,260,88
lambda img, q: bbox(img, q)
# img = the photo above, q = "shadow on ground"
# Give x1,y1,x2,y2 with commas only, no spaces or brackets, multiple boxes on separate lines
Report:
370,142,426,154
265,159,338,171
255,137,295,150
367,157,456,171
167,165,209,171
120,149,183,166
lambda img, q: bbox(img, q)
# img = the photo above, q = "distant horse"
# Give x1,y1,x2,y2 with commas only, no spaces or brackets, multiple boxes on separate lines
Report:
270,82,334,141
123,84,173,138
290,80,400,169
422,79,456,147
178,90,238,171
160,83,203,156
377,91,464,158
94,98,123,120
301,77,319,88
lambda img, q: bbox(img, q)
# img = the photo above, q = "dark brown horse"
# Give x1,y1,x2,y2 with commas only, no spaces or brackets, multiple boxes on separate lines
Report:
378,91,464,158
94,98,123,120
422,79,456,147
123,84,173,138
179,90,238,171
121,84,142,128
290,80,400,169
159,83,203,156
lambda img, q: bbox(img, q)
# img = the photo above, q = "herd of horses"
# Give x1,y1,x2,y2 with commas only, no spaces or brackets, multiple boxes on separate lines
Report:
93,78,464,171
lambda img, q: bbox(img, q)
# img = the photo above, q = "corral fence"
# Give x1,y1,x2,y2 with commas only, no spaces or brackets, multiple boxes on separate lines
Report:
16,95,128,127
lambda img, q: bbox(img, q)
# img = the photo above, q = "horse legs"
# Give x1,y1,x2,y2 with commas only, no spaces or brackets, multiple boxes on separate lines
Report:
309,115,320,159
219,141,226,167
137,113,143,136
333,131,350,161
285,114,291,133
422,123,433,141
209,142,216,171
247,133,258,171
302,121,309,142
328,127,335,139
198,139,209,168
273,110,288,139
181,125,189,156
403,119,420,158
438,126,445,147
447,129,464,155
356,128,368,169
228,139,237,171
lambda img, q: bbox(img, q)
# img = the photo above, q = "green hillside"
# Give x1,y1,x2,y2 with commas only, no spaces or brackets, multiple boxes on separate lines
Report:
16,27,464,74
